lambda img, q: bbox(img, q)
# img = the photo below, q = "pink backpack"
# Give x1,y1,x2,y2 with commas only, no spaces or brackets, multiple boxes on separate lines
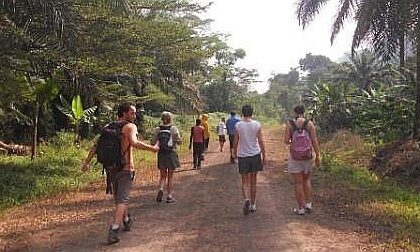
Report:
289,119,312,160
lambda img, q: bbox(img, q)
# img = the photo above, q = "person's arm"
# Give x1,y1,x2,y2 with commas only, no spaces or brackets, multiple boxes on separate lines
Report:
284,122,291,145
257,126,266,164
81,143,97,172
171,126,182,145
308,121,320,167
232,127,239,159
127,124,158,152
189,127,193,149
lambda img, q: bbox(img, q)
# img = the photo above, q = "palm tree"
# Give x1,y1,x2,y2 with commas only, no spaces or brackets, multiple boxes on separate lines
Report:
338,50,393,92
296,0,420,138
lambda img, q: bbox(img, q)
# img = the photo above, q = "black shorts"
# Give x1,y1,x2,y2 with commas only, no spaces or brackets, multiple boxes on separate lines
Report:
158,151,180,169
228,135,235,148
238,154,263,174
218,135,226,142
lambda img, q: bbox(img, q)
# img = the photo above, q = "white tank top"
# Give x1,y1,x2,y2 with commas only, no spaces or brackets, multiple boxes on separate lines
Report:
235,120,261,157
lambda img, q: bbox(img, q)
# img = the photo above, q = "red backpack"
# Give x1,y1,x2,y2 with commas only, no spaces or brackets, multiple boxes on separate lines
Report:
289,119,312,160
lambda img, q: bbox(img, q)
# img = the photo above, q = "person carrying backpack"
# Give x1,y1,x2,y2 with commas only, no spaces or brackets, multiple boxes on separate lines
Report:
154,111,182,204
189,118,205,170
284,105,320,215
81,103,158,244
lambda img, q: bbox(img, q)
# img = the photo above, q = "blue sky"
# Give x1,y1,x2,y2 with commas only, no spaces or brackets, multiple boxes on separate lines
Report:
196,0,356,93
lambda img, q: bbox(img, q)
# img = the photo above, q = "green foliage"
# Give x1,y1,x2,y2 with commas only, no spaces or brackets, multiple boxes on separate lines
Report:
320,152,420,249
0,132,101,211
352,85,415,142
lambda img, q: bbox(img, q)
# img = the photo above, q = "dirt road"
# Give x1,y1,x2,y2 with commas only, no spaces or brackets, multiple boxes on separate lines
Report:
0,128,373,251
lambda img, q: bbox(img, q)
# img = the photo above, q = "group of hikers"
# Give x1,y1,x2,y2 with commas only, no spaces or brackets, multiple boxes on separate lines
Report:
81,103,320,244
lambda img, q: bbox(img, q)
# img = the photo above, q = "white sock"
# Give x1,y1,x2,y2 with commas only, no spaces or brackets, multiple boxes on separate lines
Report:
111,224,119,230
124,217,129,222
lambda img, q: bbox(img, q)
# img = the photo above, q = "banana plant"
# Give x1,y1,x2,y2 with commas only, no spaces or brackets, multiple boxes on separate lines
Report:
56,95,97,145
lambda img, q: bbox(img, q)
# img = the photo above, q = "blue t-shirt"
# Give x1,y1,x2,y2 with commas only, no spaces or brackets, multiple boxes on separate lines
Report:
226,116,240,135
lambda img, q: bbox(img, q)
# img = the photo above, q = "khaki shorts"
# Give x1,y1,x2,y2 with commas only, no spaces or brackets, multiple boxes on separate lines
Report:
112,170,134,204
287,158,313,174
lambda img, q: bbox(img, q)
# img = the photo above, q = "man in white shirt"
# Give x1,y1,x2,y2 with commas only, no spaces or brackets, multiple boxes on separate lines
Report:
232,105,266,215
217,117,227,152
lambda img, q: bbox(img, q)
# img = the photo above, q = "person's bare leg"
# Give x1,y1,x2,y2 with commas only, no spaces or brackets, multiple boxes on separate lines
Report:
302,173,312,202
293,173,304,208
123,206,129,219
113,203,126,227
167,168,175,196
241,173,251,200
159,169,167,190
250,172,257,205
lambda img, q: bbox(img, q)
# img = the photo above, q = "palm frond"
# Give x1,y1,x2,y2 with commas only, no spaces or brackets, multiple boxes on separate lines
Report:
331,0,355,44
296,0,329,29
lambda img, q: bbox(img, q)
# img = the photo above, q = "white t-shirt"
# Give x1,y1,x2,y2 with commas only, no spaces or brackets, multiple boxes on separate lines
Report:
217,122,227,136
235,120,261,157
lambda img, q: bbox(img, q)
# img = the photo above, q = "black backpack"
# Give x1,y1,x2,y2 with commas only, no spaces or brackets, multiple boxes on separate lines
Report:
157,125,174,153
96,121,129,194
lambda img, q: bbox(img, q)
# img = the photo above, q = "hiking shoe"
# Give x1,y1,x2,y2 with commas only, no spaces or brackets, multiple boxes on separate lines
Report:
293,207,305,215
304,202,313,213
156,189,163,203
166,196,176,203
250,204,257,213
243,199,251,215
123,217,132,231
108,227,120,244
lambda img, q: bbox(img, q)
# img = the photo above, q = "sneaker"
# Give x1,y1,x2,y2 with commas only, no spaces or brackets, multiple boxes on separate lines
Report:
156,189,163,203
293,207,305,215
250,204,257,213
108,226,120,244
243,199,251,215
122,216,132,231
304,202,313,213
166,196,176,203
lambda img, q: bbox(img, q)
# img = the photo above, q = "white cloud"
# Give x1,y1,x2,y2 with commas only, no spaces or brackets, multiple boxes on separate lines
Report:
196,0,356,93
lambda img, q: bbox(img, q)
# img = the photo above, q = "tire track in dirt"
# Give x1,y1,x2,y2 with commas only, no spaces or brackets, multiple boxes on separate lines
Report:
0,127,373,251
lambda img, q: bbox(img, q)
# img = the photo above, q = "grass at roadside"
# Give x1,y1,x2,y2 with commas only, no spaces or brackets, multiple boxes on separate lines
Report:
0,133,102,212
317,131,420,250
0,114,195,213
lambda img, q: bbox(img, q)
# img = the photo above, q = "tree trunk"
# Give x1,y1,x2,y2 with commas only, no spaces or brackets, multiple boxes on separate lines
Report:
399,34,405,68
31,102,40,160
414,7,420,139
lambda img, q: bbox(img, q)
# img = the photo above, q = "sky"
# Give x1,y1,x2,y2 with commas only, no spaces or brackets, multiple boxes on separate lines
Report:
196,0,356,93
